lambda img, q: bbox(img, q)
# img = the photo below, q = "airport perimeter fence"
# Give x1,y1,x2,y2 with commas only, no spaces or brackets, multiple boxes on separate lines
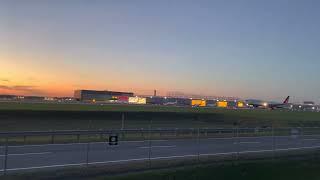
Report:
1,127,320,175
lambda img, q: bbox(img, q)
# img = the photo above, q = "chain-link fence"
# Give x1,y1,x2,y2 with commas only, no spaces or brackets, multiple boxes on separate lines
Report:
1,126,320,175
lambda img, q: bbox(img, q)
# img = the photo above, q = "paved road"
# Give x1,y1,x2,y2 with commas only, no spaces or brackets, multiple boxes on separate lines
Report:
1,135,320,173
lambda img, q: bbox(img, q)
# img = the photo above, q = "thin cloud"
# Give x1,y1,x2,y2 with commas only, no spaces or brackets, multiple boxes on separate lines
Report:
26,77,38,82
0,85,43,94
0,79,10,82
0,85,12,90
0,85,34,91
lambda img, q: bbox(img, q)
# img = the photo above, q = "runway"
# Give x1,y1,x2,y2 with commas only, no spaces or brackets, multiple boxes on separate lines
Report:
1,135,320,173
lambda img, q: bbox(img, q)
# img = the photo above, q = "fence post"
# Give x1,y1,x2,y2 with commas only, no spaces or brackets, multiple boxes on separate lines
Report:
121,113,125,130
77,134,80,143
23,136,26,145
272,125,275,160
197,128,200,163
51,134,55,144
300,127,304,147
148,119,153,168
122,132,125,140
86,142,90,167
3,137,8,176
141,129,144,139
233,122,239,161
236,126,239,160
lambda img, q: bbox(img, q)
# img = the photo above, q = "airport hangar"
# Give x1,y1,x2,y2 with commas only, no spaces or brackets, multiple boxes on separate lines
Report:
74,90,134,102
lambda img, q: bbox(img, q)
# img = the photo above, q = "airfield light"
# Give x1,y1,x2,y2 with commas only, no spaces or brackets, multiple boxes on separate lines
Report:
263,102,268,107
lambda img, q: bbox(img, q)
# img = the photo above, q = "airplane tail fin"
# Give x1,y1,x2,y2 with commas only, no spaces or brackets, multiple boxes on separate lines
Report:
283,96,290,104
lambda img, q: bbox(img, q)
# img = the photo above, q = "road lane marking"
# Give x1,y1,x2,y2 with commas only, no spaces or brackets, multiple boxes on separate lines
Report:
0,155,198,172
124,140,169,143
3,142,106,148
0,152,52,157
207,136,273,140
201,152,236,156
1,140,169,148
139,145,176,149
304,139,318,141
239,142,261,144
240,149,273,153
239,146,320,154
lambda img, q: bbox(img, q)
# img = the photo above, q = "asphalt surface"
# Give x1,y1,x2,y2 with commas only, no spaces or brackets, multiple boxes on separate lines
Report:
1,135,320,173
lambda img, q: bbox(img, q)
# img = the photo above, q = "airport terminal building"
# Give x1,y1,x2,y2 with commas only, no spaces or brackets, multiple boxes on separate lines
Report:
74,90,134,102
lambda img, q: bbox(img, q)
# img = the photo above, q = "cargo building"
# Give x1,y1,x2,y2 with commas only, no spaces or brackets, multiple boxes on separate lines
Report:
74,90,134,102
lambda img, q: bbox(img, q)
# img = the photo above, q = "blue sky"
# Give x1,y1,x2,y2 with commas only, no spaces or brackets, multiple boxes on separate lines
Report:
0,0,320,102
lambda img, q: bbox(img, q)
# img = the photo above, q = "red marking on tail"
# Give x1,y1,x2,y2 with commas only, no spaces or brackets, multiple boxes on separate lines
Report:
283,96,290,104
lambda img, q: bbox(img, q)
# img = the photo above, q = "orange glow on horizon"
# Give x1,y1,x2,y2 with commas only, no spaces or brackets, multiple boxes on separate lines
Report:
1,53,218,98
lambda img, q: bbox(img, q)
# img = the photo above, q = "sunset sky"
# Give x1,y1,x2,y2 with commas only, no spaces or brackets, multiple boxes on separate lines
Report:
1,0,320,102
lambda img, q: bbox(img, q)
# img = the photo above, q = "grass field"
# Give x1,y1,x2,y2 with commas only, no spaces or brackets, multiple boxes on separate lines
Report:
0,102,320,131
0,101,225,112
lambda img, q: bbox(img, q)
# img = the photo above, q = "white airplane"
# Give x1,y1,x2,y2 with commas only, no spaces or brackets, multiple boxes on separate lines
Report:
247,96,290,110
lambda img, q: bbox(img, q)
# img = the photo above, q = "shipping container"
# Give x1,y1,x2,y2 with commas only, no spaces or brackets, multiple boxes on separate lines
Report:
117,96,129,103
146,97,165,105
237,102,244,108
191,99,206,107
129,97,147,104
217,101,228,108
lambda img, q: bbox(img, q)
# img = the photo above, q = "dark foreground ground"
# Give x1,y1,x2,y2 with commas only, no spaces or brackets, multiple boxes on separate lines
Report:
103,159,320,180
